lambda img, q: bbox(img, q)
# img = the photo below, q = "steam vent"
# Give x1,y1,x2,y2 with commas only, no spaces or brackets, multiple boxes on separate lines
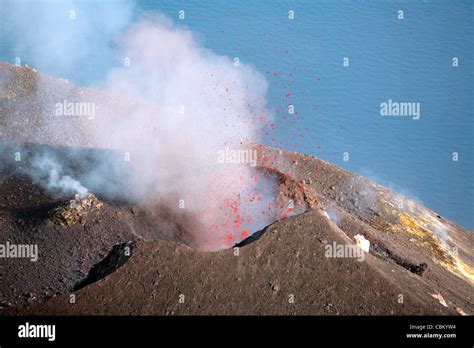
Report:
1,61,473,316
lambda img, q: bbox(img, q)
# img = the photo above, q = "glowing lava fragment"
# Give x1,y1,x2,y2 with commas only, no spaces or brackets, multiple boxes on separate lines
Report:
225,232,234,243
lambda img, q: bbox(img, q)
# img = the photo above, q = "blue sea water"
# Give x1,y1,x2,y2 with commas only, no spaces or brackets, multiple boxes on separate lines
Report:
1,0,472,229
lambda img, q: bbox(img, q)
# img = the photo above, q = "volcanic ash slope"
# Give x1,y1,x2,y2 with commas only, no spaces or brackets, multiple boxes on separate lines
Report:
0,61,472,315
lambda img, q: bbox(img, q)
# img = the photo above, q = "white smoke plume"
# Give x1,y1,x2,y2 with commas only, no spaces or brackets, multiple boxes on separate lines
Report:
325,204,342,226
433,221,449,242
2,2,279,250
98,15,274,250
29,152,89,198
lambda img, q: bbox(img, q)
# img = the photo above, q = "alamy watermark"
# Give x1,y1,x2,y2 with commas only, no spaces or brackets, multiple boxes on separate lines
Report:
325,241,366,262
380,99,420,120
0,241,38,262
18,322,55,341
217,147,257,167
55,100,96,120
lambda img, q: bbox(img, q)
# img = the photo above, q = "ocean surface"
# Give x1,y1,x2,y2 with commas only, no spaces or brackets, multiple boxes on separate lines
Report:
1,0,472,229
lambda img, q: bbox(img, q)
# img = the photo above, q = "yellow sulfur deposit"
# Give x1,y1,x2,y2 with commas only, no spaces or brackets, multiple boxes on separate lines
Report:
371,199,474,285
52,193,103,226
